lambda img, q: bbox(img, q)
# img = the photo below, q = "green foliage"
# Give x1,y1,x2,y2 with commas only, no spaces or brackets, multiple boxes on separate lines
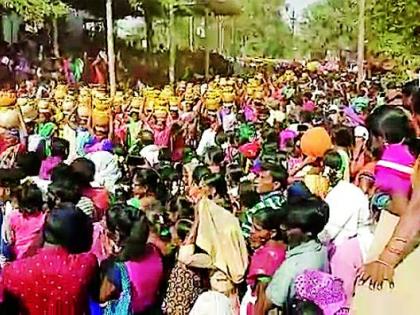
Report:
234,0,293,58
301,0,420,68
299,0,358,56
367,0,420,67
0,0,68,21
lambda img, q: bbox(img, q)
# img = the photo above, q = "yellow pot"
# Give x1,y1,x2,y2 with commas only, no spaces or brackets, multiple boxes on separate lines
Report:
0,107,20,129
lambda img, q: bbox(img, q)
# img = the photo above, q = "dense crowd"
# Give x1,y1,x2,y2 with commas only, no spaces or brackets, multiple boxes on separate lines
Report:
0,61,419,315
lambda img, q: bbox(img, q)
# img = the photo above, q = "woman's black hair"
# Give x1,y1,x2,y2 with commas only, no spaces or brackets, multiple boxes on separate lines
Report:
50,163,73,183
285,195,330,237
402,79,419,98
367,106,415,145
253,206,286,241
333,127,354,148
323,150,344,187
133,168,167,202
158,148,172,162
17,183,43,214
205,146,224,165
225,164,243,186
106,204,149,262
176,219,193,243
50,137,69,159
48,178,81,205
215,131,228,146
16,152,41,177
70,158,95,187
169,195,194,220
192,165,211,185
239,180,260,209
202,173,228,199
411,90,420,115
323,150,342,170
44,203,93,254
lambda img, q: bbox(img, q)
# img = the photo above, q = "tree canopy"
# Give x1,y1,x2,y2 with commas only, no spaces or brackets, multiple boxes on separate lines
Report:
0,0,68,21
300,0,420,68
234,0,293,58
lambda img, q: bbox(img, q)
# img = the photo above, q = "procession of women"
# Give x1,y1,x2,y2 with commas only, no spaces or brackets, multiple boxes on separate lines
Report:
0,55,419,315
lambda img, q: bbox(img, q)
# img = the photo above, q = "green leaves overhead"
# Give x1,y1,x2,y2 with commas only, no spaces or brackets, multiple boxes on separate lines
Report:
301,0,420,67
0,0,68,21
234,0,293,58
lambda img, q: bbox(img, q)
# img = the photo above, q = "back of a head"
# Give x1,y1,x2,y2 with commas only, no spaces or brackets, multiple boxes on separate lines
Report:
44,203,93,254
16,152,41,177
18,183,43,214
366,106,414,144
205,146,224,165
133,168,159,189
106,204,149,261
411,90,420,116
333,127,354,148
50,163,73,183
285,195,330,237
402,79,419,98
48,177,81,204
170,196,194,220
239,180,259,209
70,158,95,187
192,165,211,185
202,173,228,199
323,150,343,172
139,130,154,146
50,137,69,159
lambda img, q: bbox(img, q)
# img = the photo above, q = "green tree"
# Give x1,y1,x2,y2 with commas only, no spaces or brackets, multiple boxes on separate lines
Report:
367,0,420,66
234,0,293,58
300,0,420,68
299,0,358,57
0,0,68,22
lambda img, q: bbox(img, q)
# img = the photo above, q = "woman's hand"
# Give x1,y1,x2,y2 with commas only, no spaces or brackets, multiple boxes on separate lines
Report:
357,260,395,290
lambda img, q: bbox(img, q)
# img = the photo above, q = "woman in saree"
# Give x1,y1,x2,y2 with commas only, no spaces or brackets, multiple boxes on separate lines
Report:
240,207,286,315
99,204,163,315
352,106,420,314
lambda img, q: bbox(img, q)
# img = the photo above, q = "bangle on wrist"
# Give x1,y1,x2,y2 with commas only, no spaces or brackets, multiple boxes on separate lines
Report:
392,237,408,244
376,259,394,269
379,250,400,268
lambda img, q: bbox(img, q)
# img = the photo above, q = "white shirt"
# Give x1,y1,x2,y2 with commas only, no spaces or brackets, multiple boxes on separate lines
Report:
322,181,374,261
196,128,216,156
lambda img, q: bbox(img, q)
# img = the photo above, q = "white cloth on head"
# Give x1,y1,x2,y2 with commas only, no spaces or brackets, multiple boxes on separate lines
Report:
196,128,216,156
190,291,232,315
85,151,121,193
140,144,160,166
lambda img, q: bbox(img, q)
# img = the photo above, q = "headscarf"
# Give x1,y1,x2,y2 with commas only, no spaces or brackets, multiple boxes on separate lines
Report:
301,127,332,158
190,291,232,315
196,198,248,284
86,151,122,193
279,129,298,150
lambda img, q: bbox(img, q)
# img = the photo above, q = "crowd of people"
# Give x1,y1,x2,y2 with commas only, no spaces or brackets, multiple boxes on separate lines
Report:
0,60,419,315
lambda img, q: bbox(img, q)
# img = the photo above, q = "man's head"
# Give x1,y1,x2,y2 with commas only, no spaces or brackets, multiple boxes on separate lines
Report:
255,161,288,194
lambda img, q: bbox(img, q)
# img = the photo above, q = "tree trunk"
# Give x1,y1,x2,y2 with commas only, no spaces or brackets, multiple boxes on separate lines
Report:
168,3,175,84
106,0,116,97
52,18,60,58
357,0,366,85
145,12,153,53
204,9,210,79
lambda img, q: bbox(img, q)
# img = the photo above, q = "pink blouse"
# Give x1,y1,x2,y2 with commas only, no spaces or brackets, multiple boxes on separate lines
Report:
126,244,163,313
9,211,46,259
